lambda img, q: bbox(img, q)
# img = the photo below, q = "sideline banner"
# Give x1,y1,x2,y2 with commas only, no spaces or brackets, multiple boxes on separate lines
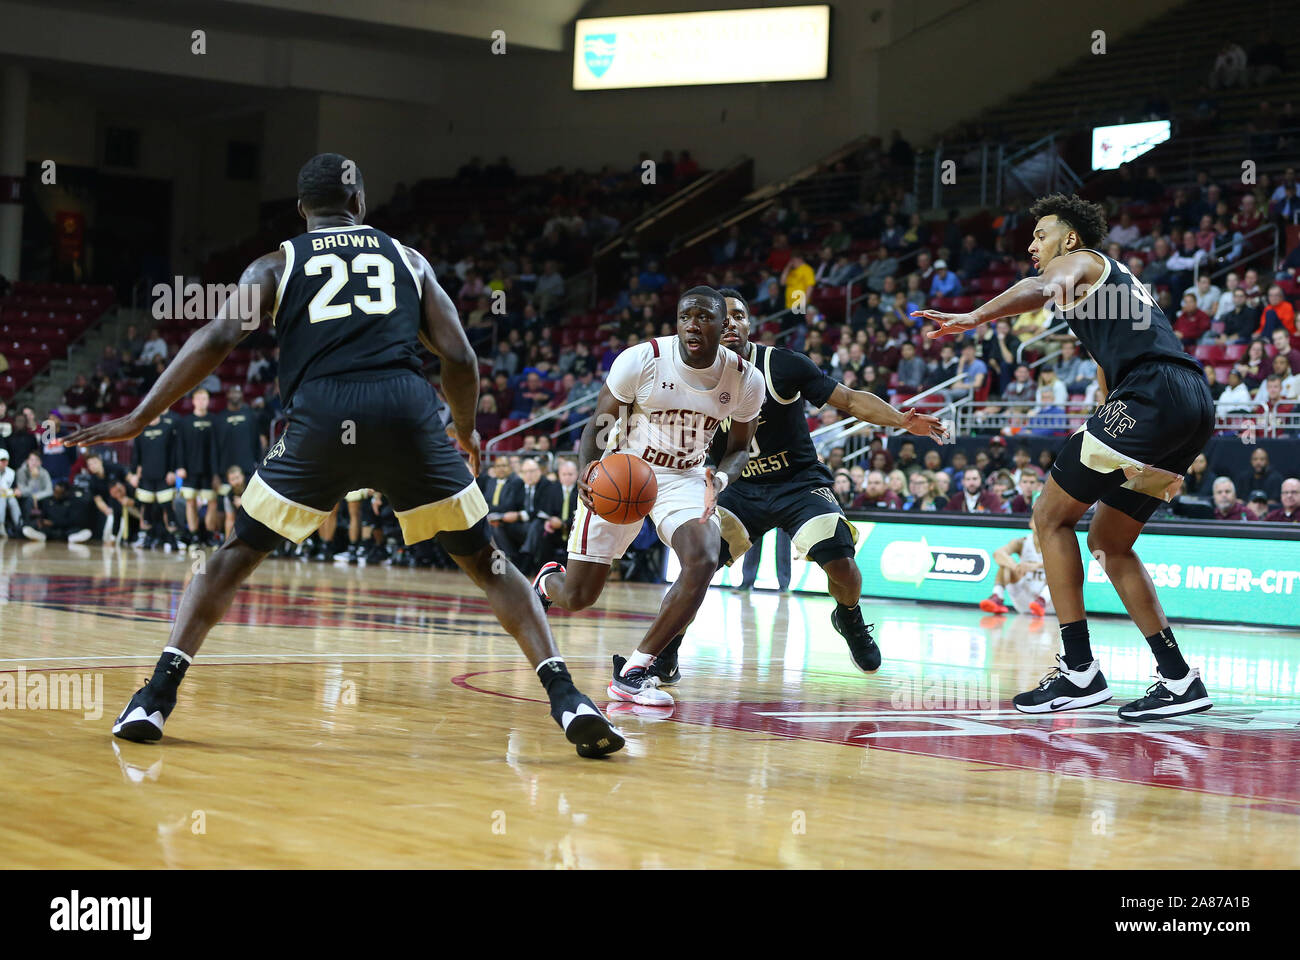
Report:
666,517,1300,628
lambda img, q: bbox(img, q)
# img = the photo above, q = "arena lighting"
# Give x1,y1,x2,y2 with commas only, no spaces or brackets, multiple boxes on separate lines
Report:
1091,120,1172,170
573,6,830,90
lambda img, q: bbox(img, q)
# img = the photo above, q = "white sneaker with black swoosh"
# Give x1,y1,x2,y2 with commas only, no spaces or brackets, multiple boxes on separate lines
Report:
1012,656,1112,714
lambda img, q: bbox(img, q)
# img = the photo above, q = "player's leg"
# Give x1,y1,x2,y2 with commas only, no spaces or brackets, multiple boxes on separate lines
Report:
384,374,623,757
609,511,718,706
532,494,637,612
1091,494,1211,720
345,494,363,561
980,561,1018,614
314,503,340,561
649,491,766,685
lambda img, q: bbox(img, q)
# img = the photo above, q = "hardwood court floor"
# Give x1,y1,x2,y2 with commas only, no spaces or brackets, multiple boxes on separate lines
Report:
2,541,1299,869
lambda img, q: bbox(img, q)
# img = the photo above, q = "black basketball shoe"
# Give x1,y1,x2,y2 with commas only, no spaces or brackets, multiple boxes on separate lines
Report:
1118,668,1212,721
112,681,177,742
609,654,673,706
831,604,881,673
1012,656,1112,714
549,688,625,758
647,635,682,686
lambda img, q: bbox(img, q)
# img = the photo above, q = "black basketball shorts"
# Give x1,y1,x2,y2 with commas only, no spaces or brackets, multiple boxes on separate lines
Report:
234,371,489,554
1051,360,1215,523
133,476,175,504
716,477,858,567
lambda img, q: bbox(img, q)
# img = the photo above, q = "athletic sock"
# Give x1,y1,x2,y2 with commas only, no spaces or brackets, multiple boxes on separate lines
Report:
623,651,655,675
148,646,192,694
1060,620,1093,671
535,657,575,698
1145,627,1189,681
835,602,860,615
992,584,1005,600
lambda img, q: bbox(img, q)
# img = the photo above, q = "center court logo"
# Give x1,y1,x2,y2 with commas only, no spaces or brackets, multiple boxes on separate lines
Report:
583,33,616,77
50,891,151,940
879,537,990,586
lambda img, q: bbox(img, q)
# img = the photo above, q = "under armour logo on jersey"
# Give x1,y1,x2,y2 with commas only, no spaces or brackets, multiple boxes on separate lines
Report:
661,381,674,389
1099,399,1137,438
719,392,731,404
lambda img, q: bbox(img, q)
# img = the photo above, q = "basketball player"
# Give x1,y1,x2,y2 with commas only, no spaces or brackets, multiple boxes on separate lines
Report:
652,289,948,683
128,413,178,550
980,520,1053,618
532,287,765,706
175,387,219,546
59,153,623,758
915,194,1213,720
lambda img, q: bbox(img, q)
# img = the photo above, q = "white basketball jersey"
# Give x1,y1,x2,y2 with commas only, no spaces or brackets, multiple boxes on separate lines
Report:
1021,532,1047,588
604,337,765,471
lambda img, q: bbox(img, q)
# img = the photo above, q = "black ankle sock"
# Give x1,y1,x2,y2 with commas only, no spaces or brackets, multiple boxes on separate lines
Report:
536,658,575,699
1145,627,1189,680
148,649,190,694
1060,620,1093,670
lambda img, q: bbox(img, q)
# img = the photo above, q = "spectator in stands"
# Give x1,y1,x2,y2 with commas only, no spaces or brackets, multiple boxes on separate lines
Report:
929,259,961,299
944,468,1004,514
1166,234,1207,295
62,375,93,415
831,471,854,508
1271,182,1300,226
1232,194,1263,235
14,449,51,526
475,395,501,440
91,374,116,415
1256,285,1297,338
1009,469,1041,514
1055,340,1095,396
1030,367,1068,433
1244,490,1272,519
940,342,986,406
1204,365,1226,401
1217,369,1255,414
1265,478,1300,522
1186,274,1222,316
491,340,519,378
1240,447,1284,503
1236,338,1270,389
1174,293,1212,347
1221,288,1261,343
854,470,901,510
903,471,947,511
887,469,908,501
21,480,91,543
943,449,970,484
533,261,565,315
780,252,815,310
1209,40,1249,90
1214,272,1240,318
1241,268,1264,307
896,341,925,391
955,235,990,281
1212,476,1250,520
5,414,38,466
139,328,169,365
1107,212,1140,247
863,246,898,293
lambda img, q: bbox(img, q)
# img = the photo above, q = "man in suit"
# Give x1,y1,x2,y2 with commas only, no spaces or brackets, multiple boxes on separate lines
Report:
533,458,579,569
943,467,1007,514
496,457,551,573
480,454,524,564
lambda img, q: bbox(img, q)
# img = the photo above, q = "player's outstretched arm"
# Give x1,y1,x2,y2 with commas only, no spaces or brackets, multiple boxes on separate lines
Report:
827,384,950,442
61,254,278,448
913,251,1101,338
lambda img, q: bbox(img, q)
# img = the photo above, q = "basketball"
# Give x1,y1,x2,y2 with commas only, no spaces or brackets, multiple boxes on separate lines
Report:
587,453,657,524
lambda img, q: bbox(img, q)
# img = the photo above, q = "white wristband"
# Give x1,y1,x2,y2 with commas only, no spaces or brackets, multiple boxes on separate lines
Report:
714,471,729,493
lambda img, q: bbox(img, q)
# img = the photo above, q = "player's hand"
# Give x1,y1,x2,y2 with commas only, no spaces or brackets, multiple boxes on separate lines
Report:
900,408,950,443
913,310,983,338
57,412,144,448
701,467,717,523
577,461,598,510
447,423,481,476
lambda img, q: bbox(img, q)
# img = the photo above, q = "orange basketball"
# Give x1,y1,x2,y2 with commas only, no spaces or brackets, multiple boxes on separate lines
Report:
588,453,657,524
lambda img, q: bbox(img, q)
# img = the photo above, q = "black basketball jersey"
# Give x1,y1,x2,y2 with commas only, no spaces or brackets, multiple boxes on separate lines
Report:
1053,249,1202,389
131,418,175,478
176,412,215,476
272,225,425,406
213,406,264,475
709,342,838,485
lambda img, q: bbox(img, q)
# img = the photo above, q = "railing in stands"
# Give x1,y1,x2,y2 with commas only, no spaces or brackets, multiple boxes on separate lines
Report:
483,393,593,455
806,371,969,457
1194,222,1280,287
914,133,1081,213
1016,321,1070,366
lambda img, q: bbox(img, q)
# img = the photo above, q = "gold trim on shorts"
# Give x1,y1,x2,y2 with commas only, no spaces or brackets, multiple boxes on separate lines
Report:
241,473,329,543
1079,428,1185,501
716,505,752,565
345,489,369,502
133,488,175,504
180,487,217,502
393,480,488,545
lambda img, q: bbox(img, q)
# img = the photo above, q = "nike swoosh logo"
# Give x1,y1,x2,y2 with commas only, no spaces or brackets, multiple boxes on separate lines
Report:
1049,698,1075,710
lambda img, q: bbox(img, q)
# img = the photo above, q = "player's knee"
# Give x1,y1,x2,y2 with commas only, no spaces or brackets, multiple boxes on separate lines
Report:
1032,497,1074,533
1086,526,1131,558
680,553,716,588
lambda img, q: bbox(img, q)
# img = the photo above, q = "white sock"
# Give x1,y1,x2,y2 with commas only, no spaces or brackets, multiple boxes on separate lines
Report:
622,651,655,676
535,656,565,674
992,584,1005,599
162,646,193,664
